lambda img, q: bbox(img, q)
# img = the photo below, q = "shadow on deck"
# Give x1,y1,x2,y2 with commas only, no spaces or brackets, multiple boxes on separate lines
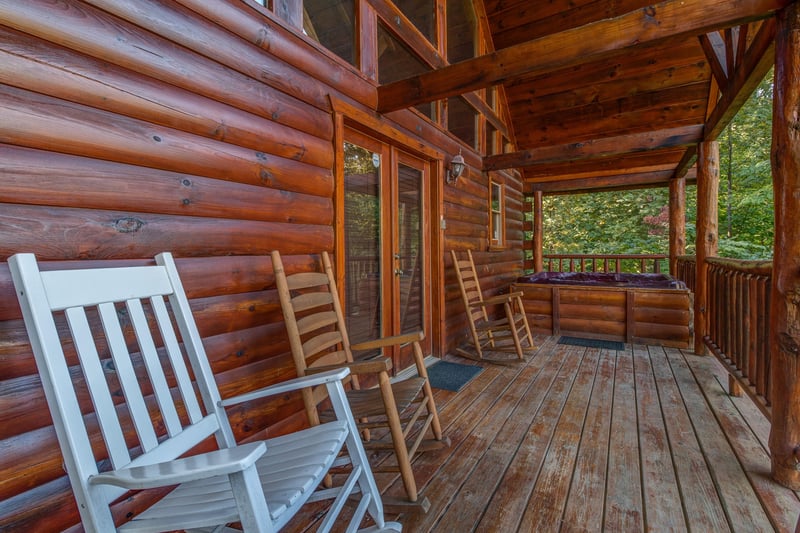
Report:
288,335,800,532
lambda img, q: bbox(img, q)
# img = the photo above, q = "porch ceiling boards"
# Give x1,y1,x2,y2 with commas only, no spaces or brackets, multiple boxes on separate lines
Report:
378,0,788,193
289,336,800,532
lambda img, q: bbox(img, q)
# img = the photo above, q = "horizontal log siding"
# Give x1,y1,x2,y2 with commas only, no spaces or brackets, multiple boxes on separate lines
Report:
0,1,523,530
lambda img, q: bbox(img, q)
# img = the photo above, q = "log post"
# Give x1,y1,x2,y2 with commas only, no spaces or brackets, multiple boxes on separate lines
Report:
768,1,800,491
533,190,544,272
669,176,687,276
694,141,720,355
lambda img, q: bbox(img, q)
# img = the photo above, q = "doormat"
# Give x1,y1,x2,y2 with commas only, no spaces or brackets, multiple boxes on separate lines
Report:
558,336,625,351
426,361,484,392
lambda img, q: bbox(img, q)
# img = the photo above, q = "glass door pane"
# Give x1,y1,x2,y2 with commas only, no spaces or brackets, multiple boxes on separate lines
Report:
343,141,381,347
397,163,424,335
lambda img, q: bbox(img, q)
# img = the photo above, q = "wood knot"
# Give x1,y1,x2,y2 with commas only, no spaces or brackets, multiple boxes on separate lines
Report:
642,5,658,23
112,217,145,233
778,332,800,356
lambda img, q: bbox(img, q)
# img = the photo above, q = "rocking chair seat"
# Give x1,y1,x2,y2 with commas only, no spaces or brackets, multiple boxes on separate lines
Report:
344,376,427,420
121,421,348,532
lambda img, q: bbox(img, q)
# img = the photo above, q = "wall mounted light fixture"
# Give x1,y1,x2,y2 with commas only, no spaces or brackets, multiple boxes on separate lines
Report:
446,150,465,185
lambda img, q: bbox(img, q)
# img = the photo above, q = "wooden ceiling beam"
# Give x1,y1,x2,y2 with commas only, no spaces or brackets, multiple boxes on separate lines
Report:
490,0,656,49
484,125,701,170
517,105,706,149
699,32,729,88
530,170,677,193
532,167,698,194
524,149,686,179
673,145,698,179
704,17,776,140
378,0,788,113
533,163,677,181
673,18,773,183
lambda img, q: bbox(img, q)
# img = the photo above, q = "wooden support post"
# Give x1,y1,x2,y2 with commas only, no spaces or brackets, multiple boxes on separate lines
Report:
669,176,686,276
694,141,720,355
769,1,800,491
533,191,544,272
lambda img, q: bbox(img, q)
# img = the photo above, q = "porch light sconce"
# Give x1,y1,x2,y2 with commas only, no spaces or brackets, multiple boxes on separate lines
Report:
446,150,465,185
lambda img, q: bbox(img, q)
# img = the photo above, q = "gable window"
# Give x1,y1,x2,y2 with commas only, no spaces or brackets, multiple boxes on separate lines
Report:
378,23,435,119
490,178,505,248
447,0,477,63
303,0,356,66
447,96,478,150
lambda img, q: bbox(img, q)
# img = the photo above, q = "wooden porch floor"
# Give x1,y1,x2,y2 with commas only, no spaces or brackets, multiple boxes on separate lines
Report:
291,336,800,532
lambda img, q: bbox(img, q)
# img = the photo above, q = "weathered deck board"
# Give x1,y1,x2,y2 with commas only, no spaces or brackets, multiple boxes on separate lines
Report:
476,345,585,531
632,343,688,532
561,348,614,532
289,337,800,532
604,348,644,532
664,346,774,532
649,345,731,531
518,347,600,531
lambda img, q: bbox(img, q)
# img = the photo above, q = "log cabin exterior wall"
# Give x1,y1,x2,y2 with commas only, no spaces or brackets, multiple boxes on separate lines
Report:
0,1,524,529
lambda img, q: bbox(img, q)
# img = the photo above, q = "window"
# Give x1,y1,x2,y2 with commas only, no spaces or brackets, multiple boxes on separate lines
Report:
447,0,477,63
447,96,478,149
490,178,505,248
303,0,356,66
378,23,435,119
395,0,437,46
486,122,498,155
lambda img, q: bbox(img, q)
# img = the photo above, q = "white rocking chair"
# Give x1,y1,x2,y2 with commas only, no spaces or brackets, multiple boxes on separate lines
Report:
9,252,401,533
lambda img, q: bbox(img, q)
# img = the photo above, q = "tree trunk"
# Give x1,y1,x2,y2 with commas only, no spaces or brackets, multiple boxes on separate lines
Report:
769,1,800,491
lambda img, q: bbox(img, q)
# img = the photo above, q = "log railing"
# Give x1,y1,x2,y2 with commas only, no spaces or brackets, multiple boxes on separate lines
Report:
677,255,773,417
540,254,668,274
675,255,697,291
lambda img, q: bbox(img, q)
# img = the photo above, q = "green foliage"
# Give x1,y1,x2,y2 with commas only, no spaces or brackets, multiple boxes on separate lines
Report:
543,189,670,255
540,69,775,261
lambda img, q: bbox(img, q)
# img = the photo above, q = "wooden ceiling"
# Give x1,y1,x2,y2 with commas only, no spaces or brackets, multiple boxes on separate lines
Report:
378,0,788,194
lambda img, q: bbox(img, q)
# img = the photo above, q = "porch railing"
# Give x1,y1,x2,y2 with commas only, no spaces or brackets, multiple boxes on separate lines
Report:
676,255,773,416
541,253,668,273
675,254,696,292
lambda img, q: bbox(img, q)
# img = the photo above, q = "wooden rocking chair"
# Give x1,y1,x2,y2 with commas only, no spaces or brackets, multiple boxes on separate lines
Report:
451,250,535,363
271,250,449,512
9,252,401,533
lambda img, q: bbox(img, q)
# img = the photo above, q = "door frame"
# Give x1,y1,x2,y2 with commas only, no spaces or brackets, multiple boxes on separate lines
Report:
331,97,446,361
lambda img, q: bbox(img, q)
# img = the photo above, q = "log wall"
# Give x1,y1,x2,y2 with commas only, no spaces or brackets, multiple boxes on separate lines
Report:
0,1,525,529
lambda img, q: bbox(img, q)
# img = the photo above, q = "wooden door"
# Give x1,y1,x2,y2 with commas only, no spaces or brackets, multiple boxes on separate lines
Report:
342,129,431,372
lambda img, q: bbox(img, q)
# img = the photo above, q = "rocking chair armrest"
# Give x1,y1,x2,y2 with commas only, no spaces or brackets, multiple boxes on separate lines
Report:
473,294,515,307
351,330,424,351
220,368,351,407
89,441,267,490
307,358,393,376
